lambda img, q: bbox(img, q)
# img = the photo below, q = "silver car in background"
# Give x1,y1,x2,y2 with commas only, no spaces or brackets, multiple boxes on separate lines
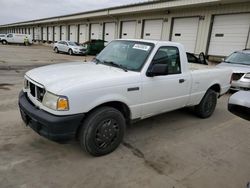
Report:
217,49,250,91
53,40,86,55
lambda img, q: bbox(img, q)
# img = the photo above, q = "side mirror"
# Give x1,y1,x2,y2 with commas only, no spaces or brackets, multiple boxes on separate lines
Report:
147,63,168,77
199,52,208,65
228,91,250,121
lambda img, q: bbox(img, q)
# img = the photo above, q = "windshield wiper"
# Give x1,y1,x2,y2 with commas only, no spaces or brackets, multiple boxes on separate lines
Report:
103,61,128,72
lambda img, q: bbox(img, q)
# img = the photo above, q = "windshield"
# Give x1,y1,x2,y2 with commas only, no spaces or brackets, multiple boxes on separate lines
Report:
95,40,154,71
68,42,79,46
225,52,250,65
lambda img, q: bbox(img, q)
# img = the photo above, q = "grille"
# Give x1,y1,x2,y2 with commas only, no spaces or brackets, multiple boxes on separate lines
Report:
28,81,45,102
232,73,244,81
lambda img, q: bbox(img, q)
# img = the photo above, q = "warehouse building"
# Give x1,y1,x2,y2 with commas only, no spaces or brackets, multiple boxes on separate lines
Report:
0,0,250,57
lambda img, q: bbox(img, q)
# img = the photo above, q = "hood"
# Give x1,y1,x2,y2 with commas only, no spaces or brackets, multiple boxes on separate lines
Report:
70,45,86,50
217,62,250,73
26,62,140,94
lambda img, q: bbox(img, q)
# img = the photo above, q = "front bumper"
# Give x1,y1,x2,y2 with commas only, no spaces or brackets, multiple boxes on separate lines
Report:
231,80,250,91
73,50,86,55
18,91,85,142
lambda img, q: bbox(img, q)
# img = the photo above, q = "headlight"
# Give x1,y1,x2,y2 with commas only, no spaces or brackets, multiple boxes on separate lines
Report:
23,78,28,89
73,47,79,50
42,92,69,111
244,73,250,79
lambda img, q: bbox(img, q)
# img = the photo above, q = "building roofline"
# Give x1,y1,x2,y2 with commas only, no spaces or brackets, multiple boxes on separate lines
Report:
0,0,170,27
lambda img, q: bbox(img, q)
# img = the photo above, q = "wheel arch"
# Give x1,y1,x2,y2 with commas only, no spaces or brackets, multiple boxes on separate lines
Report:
208,83,221,97
75,101,131,139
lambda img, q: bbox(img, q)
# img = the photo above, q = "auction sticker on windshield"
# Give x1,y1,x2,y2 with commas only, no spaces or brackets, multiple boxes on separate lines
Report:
133,44,151,51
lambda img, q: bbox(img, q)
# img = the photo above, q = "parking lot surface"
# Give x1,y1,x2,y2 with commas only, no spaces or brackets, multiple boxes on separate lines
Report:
0,44,250,188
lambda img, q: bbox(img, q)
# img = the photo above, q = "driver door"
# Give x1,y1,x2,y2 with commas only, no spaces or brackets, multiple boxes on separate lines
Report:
141,46,191,118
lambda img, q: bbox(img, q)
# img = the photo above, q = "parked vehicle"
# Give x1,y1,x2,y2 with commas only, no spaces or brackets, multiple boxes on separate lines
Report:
0,34,6,42
19,39,232,156
228,91,250,121
217,49,250,90
1,33,33,45
53,41,87,55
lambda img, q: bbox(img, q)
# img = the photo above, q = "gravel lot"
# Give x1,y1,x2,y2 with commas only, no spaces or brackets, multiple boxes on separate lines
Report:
0,44,250,188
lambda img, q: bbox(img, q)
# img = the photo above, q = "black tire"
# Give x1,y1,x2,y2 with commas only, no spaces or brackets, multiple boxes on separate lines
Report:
194,89,217,118
2,40,7,45
79,107,126,156
54,47,59,53
68,49,73,55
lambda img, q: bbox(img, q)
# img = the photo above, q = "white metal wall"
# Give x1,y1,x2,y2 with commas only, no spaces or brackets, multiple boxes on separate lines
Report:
171,17,200,53
79,24,88,43
90,23,102,40
48,26,53,41
143,19,163,40
54,26,60,42
121,21,137,39
104,22,116,43
69,25,78,42
208,13,250,56
42,26,47,41
61,26,67,41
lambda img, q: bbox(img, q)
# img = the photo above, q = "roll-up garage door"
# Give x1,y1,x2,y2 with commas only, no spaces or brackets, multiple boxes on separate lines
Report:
42,27,47,41
143,19,163,40
104,22,116,43
121,21,136,39
79,24,88,43
90,24,102,40
171,17,200,53
48,27,53,41
61,26,67,41
69,25,77,42
30,28,34,40
208,13,250,56
54,26,60,42
34,27,40,40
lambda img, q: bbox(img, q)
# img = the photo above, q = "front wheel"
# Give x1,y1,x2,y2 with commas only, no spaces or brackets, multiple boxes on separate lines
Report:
79,107,126,156
68,49,73,55
194,89,217,118
54,47,59,53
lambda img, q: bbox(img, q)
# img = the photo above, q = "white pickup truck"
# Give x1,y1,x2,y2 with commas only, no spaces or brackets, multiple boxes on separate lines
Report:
19,39,232,156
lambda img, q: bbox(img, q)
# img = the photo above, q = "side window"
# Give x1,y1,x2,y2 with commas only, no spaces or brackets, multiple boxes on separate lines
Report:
152,46,181,74
7,34,13,38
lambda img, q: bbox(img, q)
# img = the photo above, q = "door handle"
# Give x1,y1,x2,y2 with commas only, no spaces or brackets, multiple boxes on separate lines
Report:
179,79,186,83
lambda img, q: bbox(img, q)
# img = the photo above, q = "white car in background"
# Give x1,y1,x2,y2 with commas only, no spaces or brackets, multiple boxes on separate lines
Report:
53,41,86,55
217,49,250,91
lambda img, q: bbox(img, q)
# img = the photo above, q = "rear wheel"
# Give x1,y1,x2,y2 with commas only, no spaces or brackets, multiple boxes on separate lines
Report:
194,89,217,118
2,40,7,45
79,107,126,156
68,49,73,55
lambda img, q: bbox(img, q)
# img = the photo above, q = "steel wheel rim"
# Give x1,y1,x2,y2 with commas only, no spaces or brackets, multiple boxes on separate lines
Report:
95,118,119,149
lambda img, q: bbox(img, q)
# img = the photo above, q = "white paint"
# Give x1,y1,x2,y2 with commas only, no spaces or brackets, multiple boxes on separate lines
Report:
69,25,77,42
90,23,102,40
104,22,116,43
61,26,67,41
171,17,200,53
143,19,163,40
121,21,136,39
79,24,88,43
208,13,250,56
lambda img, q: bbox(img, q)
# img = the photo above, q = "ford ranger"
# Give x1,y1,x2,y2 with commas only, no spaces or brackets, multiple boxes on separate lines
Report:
19,39,232,156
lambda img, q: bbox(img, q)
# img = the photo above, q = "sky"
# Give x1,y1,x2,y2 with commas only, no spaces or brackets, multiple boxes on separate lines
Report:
0,0,146,25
